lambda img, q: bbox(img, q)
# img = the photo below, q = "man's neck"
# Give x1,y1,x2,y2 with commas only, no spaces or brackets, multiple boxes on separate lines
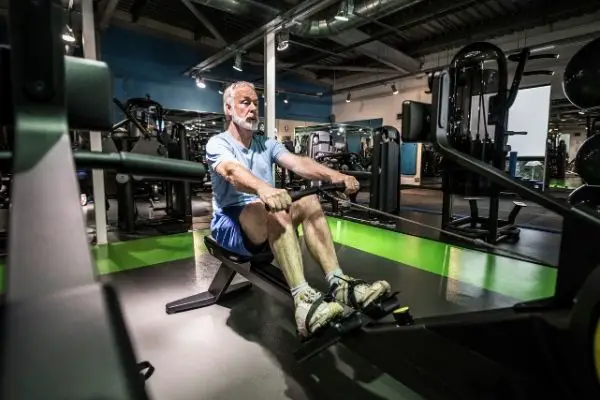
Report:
227,124,253,148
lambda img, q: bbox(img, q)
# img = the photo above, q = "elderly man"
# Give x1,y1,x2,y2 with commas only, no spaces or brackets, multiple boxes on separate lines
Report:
206,81,391,340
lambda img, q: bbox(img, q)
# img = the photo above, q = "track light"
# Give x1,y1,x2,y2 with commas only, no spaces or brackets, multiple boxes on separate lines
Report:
218,83,225,94
283,96,289,104
195,77,206,89
233,53,243,71
62,25,76,43
277,30,290,52
346,93,351,103
391,84,398,95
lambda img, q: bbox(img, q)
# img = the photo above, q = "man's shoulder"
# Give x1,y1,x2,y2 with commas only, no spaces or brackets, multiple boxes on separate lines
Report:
207,132,231,147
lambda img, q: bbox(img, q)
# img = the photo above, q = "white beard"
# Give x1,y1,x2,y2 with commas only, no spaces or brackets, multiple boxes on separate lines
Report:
232,111,258,131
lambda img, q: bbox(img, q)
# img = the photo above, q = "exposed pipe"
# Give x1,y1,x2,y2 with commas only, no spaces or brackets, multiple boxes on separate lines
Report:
290,0,422,38
281,0,475,75
185,0,340,74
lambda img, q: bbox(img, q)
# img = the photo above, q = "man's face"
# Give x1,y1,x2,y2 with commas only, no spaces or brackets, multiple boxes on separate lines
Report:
230,85,259,132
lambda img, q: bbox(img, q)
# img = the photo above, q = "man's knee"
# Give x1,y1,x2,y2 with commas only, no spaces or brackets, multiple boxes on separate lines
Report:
267,211,292,232
293,194,323,222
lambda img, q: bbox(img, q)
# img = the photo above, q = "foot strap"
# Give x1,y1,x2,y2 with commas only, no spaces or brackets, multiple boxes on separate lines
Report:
304,295,326,334
345,278,366,309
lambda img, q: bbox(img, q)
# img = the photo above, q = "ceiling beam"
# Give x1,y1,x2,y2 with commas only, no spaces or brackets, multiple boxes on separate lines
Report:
404,0,600,57
180,0,227,46
185,0,340,75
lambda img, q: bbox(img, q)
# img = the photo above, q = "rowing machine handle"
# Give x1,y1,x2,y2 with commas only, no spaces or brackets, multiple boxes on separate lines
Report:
264,183,346,211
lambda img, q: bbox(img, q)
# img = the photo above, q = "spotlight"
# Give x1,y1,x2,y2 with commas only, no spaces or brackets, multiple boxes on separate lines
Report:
233,53,243,71
277,30,290,52
195,77,206,89
62,25,76,43
346,93,351,103
212,121,217,125
283,96,289,104
218,84,225,94
391,84,398,95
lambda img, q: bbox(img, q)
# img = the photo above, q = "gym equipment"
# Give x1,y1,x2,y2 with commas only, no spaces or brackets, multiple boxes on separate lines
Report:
110,100,194,233
402,43,530,244
394,42,600,398
565,37,600,208
165,183,410,362
322,126,400,226
1,1,163,398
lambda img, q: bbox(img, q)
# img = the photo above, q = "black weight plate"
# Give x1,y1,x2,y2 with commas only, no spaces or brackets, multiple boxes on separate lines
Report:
563,37,600,110
575,134,600,185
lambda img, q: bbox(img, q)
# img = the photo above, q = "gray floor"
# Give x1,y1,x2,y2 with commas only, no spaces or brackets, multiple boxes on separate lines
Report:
104,237,519,400
110,260,424,400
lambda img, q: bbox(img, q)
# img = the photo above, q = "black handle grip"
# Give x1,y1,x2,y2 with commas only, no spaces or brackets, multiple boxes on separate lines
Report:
265,183,346,211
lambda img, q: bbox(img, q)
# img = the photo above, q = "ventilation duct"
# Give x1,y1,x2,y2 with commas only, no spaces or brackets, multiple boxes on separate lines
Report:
290,0,422,38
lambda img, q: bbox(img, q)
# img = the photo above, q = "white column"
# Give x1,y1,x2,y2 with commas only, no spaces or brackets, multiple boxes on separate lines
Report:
81,0,108,245
264,30,276,140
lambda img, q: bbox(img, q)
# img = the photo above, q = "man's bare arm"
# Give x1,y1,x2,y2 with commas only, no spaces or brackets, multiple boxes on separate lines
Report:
276,152,341,181
215,160,270,194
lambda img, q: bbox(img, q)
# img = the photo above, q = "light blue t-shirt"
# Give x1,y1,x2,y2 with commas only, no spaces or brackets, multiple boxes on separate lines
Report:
206,132,289,213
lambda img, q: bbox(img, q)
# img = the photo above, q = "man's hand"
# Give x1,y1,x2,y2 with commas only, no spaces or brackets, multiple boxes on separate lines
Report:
257,186,292,212
331,173,360,194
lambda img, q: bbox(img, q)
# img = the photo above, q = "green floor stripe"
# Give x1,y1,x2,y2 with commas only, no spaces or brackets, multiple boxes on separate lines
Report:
0,219,556,302
92,232,197,275
325,217,556,302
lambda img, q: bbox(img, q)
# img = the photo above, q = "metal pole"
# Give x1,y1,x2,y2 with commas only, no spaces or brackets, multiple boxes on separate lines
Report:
81,0,108,245
264,30,276,140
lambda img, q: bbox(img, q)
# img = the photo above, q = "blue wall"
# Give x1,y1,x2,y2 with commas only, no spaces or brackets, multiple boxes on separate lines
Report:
100,26,331,122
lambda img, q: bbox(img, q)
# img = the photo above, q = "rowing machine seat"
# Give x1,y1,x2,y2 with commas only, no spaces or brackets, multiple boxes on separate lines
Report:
204,235,274,265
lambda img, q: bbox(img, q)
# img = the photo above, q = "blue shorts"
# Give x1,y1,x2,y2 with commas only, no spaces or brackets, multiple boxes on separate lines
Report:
210,205,268,257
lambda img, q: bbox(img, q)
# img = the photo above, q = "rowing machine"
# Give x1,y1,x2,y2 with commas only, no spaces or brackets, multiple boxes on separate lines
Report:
165,183,410,361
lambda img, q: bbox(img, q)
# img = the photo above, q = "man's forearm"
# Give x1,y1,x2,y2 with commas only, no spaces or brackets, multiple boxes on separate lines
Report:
290,157,341,181
219,162,270,194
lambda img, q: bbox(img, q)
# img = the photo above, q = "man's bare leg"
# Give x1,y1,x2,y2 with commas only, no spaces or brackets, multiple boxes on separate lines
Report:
238,201,344,338
291,195,392,309
291,195,340,276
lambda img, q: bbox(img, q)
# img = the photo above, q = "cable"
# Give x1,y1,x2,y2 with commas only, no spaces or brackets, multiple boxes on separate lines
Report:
322,191,549,266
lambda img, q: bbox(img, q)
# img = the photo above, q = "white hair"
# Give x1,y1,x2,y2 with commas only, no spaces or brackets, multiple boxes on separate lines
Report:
223,81,255,121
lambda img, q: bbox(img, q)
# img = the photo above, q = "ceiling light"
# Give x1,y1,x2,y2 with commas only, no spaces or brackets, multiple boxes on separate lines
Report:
346,93,351,103
233,53,243,72
283,96,289,104
195,77,206,89
212,121,216,125
62,25,76,43
391,84,398,95
277,30,290,52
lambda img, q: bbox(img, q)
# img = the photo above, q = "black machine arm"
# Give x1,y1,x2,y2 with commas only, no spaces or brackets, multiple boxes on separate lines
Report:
290,183,346,202
264,183,346,211
0,150,206,183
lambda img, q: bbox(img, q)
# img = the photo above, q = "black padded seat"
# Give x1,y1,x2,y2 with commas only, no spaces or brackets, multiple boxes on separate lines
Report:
204,235,274,264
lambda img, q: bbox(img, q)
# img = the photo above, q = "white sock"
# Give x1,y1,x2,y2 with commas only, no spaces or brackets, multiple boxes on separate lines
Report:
326,268,344,286
291,281,309,299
